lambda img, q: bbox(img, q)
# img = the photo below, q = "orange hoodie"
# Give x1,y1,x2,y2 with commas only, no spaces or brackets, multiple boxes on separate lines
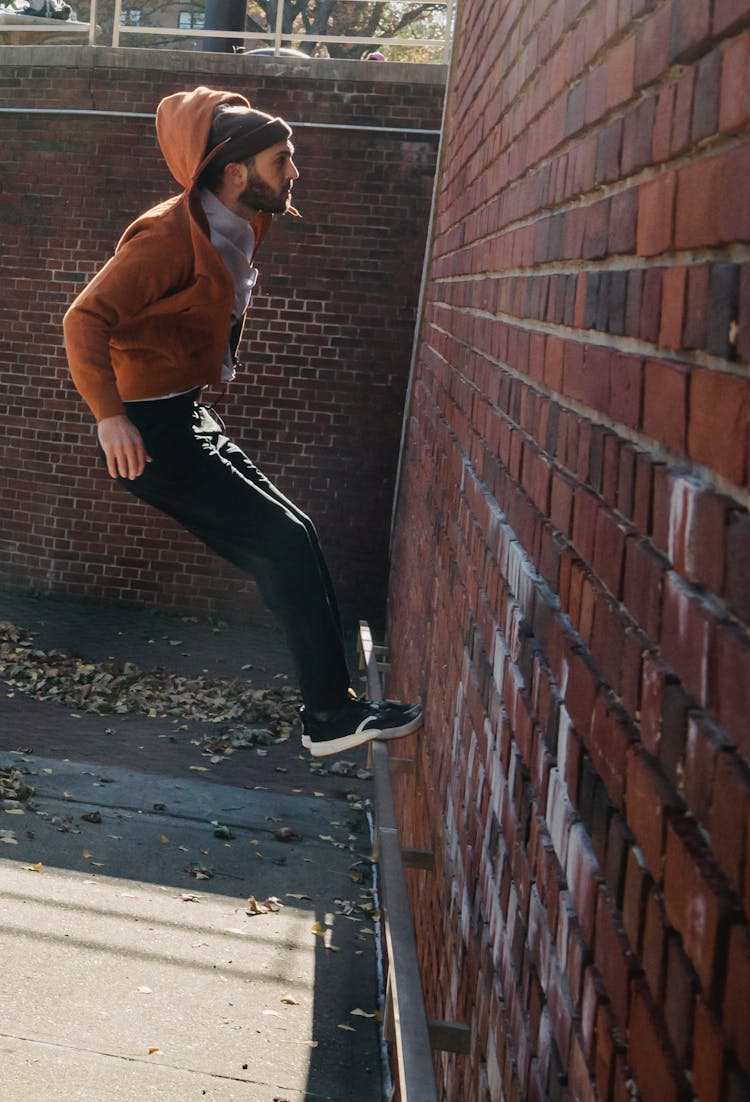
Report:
63,86,273,423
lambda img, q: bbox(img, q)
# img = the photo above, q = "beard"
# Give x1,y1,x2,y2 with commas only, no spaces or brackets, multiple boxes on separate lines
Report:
238,166,292,214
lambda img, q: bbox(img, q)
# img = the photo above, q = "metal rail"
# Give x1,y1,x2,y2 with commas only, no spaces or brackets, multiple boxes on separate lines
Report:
107,0,452,57
358,621,470,1102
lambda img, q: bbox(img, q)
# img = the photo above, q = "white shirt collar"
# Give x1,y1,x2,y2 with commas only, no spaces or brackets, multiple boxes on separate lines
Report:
199,188,255,257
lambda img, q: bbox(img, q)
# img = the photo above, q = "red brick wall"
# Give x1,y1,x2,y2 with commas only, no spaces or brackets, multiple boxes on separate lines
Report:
388,2,750,1099
0,47,443,623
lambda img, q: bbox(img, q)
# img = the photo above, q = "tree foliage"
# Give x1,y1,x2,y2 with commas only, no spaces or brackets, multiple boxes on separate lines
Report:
246,0,446,59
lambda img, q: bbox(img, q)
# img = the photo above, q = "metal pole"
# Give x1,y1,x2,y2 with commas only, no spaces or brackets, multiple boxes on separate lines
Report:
87,0,97,45
273,0,284,55
111,0,121,48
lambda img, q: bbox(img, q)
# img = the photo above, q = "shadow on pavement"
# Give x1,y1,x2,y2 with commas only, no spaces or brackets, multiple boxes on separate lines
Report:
0,591,384,1102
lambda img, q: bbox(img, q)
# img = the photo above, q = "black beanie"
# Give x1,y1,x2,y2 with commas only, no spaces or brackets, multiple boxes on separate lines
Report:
207,104,292,167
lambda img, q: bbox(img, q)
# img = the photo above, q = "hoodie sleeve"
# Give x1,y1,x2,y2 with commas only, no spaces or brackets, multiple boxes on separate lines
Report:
63,221,192,422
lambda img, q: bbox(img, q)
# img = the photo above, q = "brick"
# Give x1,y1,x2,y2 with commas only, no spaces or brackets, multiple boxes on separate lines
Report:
625,266,643,335
607,350,643,427
566,821,600,946
564,343,609,413
683,263,710,350
591,595,627,692
637,269,661,346
594,271,611,332
642,359,688,454
659,570,714,707
669,0,711,63
623,94,657,175
726,510,750,623
588,692,634,812
602,433,622,510
637,173,676,256
658,266,687,351
691,997,727,1102
720,29,750,133
642,885,668,1001
649,461,670,553
596,119,623,185
592,508,628,598
739,263,750,363
622,844,649,954
626,743,682,884
684,711,729,828
713,622,750,762
707,263,740,358
594,885,636,1029
714,0,750,34
653,84,675,165
724,924,750,1078
663,815,734,999
674,154,724,248
710,749,750,899
585,62,609,128
604,809,631,909
583,199,610,260
692,49,721,142
687,367,750,486
628,979,684,1102
566,79,587,137
634,2,674,90
608,189,638,255
663,935,696,1065
665,473,728,594
671,68,696,156
720,143,750,243
594,999,617,1102
607,35,636,109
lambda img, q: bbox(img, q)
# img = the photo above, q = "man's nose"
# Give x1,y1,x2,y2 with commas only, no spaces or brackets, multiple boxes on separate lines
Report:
286,159,300,182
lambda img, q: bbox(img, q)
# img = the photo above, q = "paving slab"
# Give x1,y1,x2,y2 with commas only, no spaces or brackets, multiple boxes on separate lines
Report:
0,753,384,1102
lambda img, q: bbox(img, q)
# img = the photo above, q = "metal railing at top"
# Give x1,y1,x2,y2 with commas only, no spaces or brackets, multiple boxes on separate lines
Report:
110,0,453,58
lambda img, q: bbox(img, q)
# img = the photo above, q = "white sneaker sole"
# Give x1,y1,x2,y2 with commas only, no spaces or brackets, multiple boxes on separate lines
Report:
302,712,423,757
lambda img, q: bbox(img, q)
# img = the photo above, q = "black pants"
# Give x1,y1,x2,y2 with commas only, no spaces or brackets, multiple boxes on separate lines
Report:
116,389,352,713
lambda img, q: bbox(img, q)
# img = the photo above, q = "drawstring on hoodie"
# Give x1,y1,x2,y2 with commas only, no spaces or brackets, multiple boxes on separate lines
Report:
207,386,227,426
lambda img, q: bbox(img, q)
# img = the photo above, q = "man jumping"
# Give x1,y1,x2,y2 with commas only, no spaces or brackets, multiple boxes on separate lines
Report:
63,85,422,758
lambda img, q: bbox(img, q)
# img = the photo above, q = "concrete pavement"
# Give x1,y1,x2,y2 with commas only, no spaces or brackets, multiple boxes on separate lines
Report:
0,591,385,1102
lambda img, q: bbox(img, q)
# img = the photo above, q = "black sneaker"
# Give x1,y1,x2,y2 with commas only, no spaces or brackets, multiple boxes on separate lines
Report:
300,698,423,758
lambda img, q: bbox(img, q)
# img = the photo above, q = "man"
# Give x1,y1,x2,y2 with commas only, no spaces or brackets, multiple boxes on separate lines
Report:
63,85,422,758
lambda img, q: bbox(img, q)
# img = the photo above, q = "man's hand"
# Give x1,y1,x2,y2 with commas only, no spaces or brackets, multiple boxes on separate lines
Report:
97,415,152,480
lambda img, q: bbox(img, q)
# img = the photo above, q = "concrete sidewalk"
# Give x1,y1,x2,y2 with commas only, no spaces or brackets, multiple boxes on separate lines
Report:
0,591,384,1102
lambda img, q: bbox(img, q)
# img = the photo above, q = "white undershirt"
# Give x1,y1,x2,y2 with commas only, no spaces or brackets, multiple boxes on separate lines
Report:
199,188,258,382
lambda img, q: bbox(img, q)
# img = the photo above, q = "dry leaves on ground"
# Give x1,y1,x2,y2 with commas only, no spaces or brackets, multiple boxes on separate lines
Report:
0,621,301,749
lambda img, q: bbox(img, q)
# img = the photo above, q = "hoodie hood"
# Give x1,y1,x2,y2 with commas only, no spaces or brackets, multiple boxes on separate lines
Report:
156,86,251,190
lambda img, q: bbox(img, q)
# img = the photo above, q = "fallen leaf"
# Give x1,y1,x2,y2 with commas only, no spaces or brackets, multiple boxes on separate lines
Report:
350,1008,376,1018
148,1047,161,1055
23,862,43,872
280,996,300,1005
138,986,153,994
160,835,170,845
337,1024,356,1031
311,921,326,937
